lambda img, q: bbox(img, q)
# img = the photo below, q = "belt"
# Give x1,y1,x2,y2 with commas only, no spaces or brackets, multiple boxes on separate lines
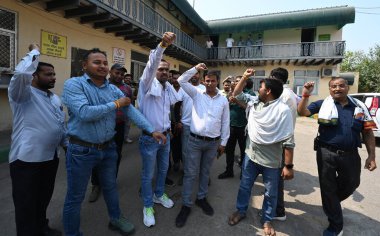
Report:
69,137,112,150
142,129,171,137
190,132,220,141
318,141,356,155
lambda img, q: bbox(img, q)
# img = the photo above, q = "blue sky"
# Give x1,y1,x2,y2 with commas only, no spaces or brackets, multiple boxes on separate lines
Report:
186,0,380,53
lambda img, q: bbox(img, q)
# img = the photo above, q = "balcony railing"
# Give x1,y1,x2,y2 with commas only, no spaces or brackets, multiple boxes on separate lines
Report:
93,0,206,59
206,41,345,61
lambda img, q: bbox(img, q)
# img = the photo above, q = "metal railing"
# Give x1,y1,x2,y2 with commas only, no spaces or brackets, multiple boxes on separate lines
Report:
206,41,346,60
94,0,207,59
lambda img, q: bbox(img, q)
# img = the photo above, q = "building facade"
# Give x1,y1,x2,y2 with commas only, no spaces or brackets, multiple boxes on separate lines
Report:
0,0,356,131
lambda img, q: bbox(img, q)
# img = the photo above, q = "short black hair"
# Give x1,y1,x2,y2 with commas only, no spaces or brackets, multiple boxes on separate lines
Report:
205,70,220,81
171,70,181,76
270,67,288,84
83,48,107,61
260,78,284,99
328,77,348,87
35,62,54,73
245,78,253,89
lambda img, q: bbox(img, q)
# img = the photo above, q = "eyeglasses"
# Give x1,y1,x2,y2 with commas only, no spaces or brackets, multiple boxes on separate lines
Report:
329,84,347,89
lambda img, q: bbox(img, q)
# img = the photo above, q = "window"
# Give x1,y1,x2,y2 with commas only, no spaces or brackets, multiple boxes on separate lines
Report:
0,8,16,72
70,47,88,77
293,70,320,95
251,70,265,92
131,51,148,82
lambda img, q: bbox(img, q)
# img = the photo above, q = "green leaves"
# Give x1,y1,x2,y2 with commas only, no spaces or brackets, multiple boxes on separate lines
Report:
341,45,380,93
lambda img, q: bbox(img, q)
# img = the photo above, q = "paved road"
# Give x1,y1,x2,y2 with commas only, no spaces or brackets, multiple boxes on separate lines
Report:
0,117,379,236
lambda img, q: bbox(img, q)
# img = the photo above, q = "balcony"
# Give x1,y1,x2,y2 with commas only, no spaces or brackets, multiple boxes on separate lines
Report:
20,0,345,67
205,41,345,66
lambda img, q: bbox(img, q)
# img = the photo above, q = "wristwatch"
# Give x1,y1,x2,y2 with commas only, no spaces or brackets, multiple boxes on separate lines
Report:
285,164,294,169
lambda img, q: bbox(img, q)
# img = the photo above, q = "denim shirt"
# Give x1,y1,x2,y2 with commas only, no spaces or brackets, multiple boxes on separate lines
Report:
62,74,154,143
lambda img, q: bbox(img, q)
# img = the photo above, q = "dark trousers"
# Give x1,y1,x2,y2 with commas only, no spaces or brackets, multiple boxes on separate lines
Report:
10,155,59,236
276,152,285,216
92,122,125,185
316,147,361,232
224,126,246,174
171,134,182,165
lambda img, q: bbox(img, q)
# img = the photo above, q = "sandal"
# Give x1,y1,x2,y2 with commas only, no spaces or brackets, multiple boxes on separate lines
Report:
263,222,276,236
228,211,246,226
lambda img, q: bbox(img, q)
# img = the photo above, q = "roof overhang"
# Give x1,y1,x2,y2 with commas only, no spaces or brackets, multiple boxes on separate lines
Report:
207,6,355,34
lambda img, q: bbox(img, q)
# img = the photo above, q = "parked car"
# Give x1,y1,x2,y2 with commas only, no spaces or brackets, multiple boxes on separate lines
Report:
349,93,380,138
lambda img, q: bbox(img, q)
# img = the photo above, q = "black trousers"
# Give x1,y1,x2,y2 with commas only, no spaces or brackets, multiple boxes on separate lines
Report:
276,152,285,216
316,146,361,232
171,133,182,165
224,126,246,174
92,122,125,185
10,155,59,236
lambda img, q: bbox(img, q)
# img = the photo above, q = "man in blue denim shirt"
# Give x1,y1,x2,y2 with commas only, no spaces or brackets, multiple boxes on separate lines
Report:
298,78,376,236
61,48,166,236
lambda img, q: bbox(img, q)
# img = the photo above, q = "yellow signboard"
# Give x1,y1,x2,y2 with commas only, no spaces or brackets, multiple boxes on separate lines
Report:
41,30,67,58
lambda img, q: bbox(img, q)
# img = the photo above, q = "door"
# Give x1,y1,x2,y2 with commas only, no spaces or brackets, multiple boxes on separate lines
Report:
301,28,316,56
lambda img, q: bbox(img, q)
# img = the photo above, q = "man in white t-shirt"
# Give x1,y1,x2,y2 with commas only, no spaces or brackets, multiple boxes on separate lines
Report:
226,33,235,58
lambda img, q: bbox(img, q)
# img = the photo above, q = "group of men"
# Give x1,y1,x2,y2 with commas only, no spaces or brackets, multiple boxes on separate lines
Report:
7,31,377,236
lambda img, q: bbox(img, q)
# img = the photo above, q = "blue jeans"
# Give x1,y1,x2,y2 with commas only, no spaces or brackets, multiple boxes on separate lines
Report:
63,142,121,236
182,135,219,206
181,125,191,161
236,155,280,224
139,134,170,207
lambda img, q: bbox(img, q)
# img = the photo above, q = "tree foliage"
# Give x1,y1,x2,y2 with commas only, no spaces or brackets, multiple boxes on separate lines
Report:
341,45,380,92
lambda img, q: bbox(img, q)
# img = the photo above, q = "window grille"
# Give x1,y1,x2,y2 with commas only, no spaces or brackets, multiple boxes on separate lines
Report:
0,8,16,72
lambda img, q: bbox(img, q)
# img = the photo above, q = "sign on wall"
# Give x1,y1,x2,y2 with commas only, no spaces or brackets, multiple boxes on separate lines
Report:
41,30,67,58
113,47,126,65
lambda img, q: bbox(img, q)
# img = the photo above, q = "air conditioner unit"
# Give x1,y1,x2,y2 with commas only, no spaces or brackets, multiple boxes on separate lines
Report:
322,67,338,77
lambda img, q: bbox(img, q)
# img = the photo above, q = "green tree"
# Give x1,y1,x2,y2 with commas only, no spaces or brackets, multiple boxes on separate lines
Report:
341,45,380,92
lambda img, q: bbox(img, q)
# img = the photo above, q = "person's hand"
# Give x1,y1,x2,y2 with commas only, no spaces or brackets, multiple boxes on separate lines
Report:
117,97,131,108
243,68,255,78
229,96,238,104
302,81,315,95
216,145,225,159
195,63,208,71
364,157,377,171
28,43,40,52
152,132,167,144
161,32,176,47
281,167,294,180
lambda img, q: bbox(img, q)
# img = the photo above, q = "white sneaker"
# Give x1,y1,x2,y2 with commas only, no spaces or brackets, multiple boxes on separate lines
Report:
143,207,155,227
125,138,133,143
153,193,174,208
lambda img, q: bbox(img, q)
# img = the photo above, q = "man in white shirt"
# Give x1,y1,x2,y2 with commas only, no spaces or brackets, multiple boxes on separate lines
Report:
226,33,235,58
137,32,181,227
175,64,230,228
267,67,300,222
8,43,66,236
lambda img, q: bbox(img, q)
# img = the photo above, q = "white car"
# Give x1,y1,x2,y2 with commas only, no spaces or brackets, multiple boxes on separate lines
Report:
350,93,380,138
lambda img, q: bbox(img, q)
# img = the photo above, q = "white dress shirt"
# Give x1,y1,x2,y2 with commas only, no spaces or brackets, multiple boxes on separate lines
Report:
137,45,181,132
178,68,230,146
8,49,67,163
179,84,205,127
280,85,299,128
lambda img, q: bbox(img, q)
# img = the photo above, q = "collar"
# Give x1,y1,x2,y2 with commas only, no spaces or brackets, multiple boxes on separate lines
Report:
31,86,53,97
84,73,109,87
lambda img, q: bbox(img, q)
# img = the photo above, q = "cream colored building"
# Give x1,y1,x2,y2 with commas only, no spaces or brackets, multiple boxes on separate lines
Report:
0,0,356,131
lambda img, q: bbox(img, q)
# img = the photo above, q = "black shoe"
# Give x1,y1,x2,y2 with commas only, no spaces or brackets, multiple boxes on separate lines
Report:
43,226,62,236
195,198,214,216
165,177,175,187
218,171,234,179
175,206,191,228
